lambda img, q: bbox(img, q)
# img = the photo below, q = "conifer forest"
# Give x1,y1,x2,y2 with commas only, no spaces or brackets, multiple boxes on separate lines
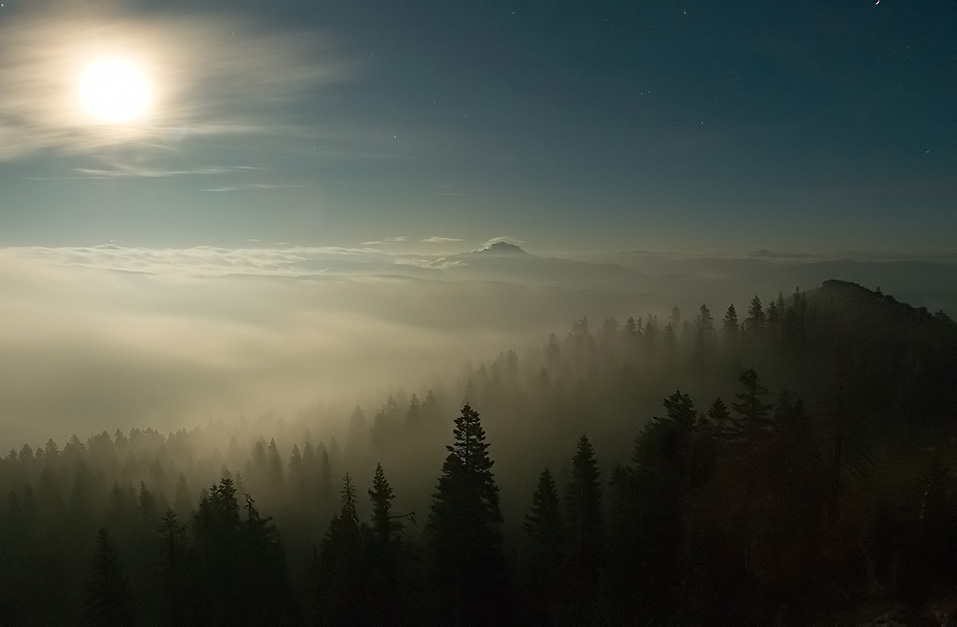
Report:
2,281,957,625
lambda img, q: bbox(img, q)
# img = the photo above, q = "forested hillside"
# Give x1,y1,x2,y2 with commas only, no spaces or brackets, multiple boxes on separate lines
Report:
1,280,956,625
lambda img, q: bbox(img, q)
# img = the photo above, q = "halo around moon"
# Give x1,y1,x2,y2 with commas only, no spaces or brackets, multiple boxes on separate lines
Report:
80,58,152,123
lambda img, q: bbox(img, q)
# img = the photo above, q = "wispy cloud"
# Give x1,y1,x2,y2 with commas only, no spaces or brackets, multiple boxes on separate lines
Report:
0,245,398,279
422,236,464,243
75,164,261,179
200,183,303,193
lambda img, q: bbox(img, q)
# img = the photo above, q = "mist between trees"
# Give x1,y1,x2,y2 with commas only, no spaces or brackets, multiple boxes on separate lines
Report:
1,280,956,624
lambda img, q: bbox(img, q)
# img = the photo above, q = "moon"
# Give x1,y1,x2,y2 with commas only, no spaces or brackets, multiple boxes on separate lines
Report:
80,58,152,123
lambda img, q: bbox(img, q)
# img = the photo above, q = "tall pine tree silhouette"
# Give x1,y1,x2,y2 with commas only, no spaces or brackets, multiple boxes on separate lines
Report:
428,404,507,625
722,304,739,346
367,464,404,625
523,467,565,624
564,435,603,624
317,473,366,625
157,510,188,625
524,468,563,555
83,528,134,627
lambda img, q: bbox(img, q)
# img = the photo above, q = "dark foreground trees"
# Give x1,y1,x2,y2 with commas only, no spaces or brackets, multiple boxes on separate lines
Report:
427,403,509,625
83,528,134,627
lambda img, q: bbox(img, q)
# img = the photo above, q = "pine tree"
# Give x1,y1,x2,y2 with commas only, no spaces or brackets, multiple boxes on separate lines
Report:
524,468,565,623
707,397,736,441
422,390,442,427
158,510,188,624
694,304,715,361
722,304,739,345
524,468,563,555
744,295,766,339
288,444,304,510
267,438,284,493
730,369,777,544
406,394,422,431
137,482,156,520
427,404,506,624
317,473,366,625
318,443,333,510
173,474,192,517
191,477,242,624
368,464,404,625
644,315,659,355
240,494,295,625
369,464,400,548
83,528,134,627
346,405,368,453
732,369,774,430
663,389,697,430
565,435,603,622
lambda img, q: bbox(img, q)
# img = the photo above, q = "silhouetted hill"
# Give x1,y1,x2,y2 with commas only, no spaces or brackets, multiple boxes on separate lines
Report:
816,279,955,326
802,279,957,428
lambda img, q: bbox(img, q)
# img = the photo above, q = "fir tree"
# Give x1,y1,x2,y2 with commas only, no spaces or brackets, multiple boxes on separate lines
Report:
173,474,192,517
707,397,737,441
318,444,333,507
694,304,715,359
427,404,506,624
732,368,774,429
524,468,565,623
565,435,603,622
369,463,400,548
191,477,242,624
368,464,404,625
241,494,295,625
267,438,284,492
744,295,766,338
524,468,563,556
317,473,366,625
83,528,134,627
722,304,739,344
288,444,304,510
157,510,188,625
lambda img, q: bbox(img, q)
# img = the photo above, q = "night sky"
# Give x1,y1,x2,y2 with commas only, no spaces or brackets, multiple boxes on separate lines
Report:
1,0,955,253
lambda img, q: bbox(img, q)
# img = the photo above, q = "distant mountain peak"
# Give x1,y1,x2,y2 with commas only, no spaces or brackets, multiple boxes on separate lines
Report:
477,241,528,255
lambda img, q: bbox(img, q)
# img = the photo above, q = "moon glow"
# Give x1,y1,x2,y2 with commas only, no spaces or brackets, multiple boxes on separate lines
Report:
80,58,152,123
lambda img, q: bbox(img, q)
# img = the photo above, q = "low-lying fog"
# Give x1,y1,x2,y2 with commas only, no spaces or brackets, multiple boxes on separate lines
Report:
1,241,954,448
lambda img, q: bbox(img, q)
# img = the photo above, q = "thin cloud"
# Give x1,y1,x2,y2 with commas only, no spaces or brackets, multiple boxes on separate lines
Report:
0,245,398,279
75,164,261,179
200,183,303,193
422,236,464,243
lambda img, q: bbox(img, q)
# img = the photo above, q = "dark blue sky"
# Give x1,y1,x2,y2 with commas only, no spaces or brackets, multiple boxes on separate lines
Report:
1,0,955,252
